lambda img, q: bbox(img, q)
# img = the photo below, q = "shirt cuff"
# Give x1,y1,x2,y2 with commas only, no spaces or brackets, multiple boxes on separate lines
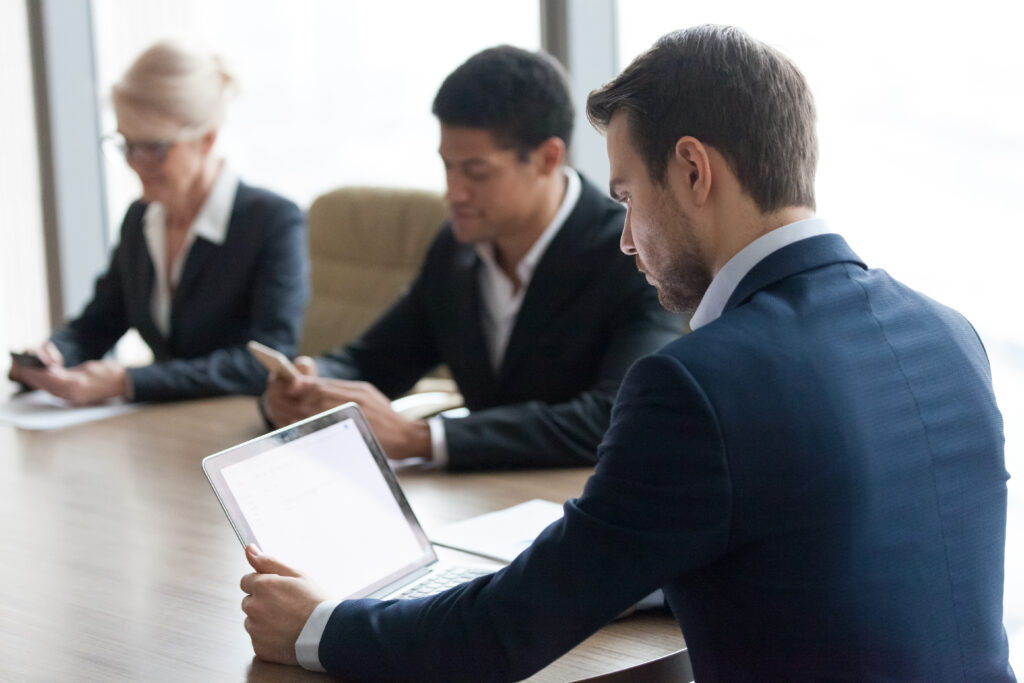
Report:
635,588,666,611
427,416,449,469
295,599,341,672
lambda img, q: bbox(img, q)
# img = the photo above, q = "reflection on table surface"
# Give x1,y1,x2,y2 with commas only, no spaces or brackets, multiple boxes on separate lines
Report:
0,395,683,682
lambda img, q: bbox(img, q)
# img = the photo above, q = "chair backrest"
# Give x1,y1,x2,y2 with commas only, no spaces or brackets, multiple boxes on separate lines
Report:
569,648,694,683
300,186,448,357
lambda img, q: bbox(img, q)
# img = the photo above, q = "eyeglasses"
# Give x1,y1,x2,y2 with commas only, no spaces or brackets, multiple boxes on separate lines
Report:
101,132,180,166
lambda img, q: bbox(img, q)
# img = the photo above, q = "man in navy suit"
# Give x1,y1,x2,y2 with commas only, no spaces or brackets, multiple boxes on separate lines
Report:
241,26,1014,681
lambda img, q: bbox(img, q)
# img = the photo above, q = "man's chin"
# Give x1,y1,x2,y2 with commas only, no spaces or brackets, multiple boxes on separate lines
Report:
655,284,705,316
450,219,483,244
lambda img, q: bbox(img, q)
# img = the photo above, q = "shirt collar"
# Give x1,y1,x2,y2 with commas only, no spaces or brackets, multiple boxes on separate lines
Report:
142,164,239,246
689,217,833,331
192,163,238,245
475,167,582,288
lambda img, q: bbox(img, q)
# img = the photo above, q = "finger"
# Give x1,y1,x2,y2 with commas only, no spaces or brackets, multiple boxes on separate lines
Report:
283,376,316,399
294,356,318,377
240,571,259,594
245,543,264,571
17,366,70,395
41,341,64,366
246,543,302,578
316,379,365,402
32,341,63,367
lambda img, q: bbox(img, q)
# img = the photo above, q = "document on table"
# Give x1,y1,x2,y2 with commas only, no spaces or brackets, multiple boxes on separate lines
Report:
430,499,564,563
0,390,139,430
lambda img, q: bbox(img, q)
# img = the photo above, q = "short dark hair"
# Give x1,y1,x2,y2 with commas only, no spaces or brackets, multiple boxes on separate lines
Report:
587,25,817,212
433,45,574,159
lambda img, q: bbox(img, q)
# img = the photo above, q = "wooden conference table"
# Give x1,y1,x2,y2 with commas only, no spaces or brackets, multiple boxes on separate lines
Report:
0,395,683,682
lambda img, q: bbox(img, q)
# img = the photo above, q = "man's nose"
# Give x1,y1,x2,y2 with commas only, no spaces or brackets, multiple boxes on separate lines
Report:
620,212,637,255
446,175,470,204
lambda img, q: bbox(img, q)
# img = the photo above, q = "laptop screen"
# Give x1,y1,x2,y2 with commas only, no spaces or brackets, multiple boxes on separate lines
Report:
204,405,436,599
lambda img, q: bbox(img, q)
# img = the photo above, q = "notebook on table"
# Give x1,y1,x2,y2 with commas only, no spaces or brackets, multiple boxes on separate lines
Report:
202,402,493,600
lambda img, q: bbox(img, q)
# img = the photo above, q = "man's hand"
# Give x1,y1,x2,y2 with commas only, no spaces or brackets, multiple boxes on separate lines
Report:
313,378,432,461
240,545,328,666
13,358,128,405
261,358,432,461
261,356,322,427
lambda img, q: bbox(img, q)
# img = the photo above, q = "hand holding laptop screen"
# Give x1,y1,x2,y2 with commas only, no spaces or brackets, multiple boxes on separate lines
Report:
206,407,435,600
206,403,498,671
222,419,427,598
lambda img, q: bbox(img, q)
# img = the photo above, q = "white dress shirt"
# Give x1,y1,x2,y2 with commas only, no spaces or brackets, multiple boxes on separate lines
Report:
142,164,239,338
689,217,833,331
297,169,582,671
425,168,582,469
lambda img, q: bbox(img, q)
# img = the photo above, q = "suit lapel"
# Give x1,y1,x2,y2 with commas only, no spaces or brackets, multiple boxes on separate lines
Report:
498,181,601,384
448,246,498,389
172,238,218,316
128,221,170,355
723,233,866,314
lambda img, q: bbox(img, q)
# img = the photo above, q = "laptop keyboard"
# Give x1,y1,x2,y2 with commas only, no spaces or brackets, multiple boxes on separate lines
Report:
394,566,493,599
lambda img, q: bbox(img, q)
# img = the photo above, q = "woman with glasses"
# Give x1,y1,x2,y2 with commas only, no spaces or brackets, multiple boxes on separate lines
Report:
9,41,309,403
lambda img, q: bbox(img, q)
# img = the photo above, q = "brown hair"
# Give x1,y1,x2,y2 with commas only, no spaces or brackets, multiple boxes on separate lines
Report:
587,25,817,212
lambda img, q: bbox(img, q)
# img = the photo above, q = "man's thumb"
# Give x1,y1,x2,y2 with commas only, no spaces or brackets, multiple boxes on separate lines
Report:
294,356,318,377
246,544,301,578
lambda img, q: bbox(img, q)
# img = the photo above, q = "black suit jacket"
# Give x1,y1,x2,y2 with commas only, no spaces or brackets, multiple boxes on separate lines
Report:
315,234,1013,682
317,174,682,469
51,181,310,401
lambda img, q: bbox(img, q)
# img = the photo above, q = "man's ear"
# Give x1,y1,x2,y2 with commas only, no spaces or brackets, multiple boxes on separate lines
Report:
534,136,567,176
673,136,712,206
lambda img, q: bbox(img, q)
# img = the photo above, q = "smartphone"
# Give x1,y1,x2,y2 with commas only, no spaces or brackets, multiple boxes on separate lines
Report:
246,340,300,381
10,350,46,369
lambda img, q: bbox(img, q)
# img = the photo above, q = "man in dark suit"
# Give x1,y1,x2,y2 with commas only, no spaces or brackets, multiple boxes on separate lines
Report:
241,26,1014,681
262,46,681,469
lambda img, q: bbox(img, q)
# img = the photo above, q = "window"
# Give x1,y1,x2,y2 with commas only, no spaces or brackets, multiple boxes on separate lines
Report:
0,0,48,377
91,0,540,222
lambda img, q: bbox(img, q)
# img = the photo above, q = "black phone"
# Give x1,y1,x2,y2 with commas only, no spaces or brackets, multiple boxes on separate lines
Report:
10,351,46,369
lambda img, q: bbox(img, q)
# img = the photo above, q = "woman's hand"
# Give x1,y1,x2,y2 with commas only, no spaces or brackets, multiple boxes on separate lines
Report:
8,341,64,384
13,359,129,405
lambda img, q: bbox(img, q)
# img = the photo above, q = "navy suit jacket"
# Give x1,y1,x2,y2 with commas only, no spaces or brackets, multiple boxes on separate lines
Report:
51,182,310,401
315,234,1013,682
316,174,682,470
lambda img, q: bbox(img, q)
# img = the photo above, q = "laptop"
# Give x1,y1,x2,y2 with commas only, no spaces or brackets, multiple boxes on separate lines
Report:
202,402,493,600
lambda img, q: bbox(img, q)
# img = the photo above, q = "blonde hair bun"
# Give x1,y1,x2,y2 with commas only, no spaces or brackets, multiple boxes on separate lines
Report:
113,40,237,138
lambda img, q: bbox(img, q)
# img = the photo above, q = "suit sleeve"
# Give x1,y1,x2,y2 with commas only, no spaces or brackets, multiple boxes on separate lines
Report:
443,270,682,470
128,200,310,400
314,242,444,397
49,211,138,367
315,353,732,682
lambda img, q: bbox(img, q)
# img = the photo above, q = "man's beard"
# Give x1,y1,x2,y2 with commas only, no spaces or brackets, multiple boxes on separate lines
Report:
639,253,712,315
639,200,713,316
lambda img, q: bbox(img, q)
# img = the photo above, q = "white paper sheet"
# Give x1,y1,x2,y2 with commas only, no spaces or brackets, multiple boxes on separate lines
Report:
0,390,139,430
430,499,564,563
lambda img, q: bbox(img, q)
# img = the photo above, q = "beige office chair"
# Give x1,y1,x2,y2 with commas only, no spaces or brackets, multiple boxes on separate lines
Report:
301,186,448,356
300,186,461,419
569,648,694,683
